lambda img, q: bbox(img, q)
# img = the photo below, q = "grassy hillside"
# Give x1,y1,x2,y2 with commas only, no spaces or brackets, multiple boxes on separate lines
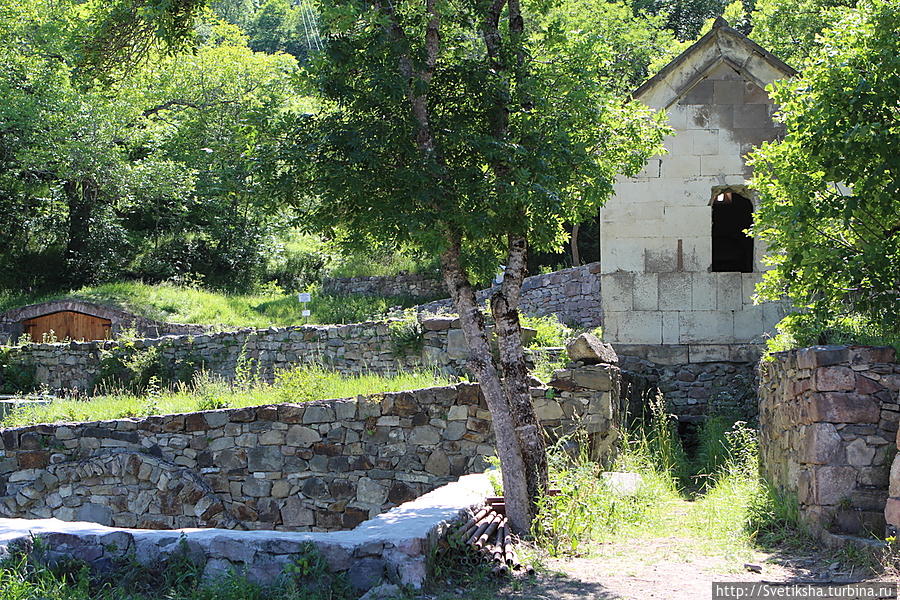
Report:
0,282,421,328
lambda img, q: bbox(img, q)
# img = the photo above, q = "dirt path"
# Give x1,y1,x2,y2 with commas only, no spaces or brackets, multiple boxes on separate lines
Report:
424,499,893,600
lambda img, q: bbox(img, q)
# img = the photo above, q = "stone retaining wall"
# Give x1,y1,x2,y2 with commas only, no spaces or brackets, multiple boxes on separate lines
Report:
322,273,445,301
759,345,900,538
0,473,493,594
418,262,603,328
0,320,470,394
0,370,623,533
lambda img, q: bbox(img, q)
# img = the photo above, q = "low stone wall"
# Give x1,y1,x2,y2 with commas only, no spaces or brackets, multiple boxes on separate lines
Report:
0,320,471,394
0,473,493,593
418,262,603,328
759,345,900,538
0,370,623,533
322,273,445,301
618,355,758,421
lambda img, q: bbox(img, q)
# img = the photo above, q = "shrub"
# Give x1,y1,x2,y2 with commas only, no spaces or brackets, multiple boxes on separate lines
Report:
520,314,573,347
0,348,36,394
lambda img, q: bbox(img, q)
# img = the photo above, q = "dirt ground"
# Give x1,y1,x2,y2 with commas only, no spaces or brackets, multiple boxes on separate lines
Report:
426,539,895,600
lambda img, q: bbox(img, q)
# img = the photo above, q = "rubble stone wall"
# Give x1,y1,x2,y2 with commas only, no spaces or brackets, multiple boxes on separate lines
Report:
619,355,758,420
0,320,471,394
0,370,623,533
759,345,900,538
418,263,603,328
322,273,446,301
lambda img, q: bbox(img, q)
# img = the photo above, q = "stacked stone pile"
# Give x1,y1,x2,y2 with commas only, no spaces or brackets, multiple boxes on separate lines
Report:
759,345,900,539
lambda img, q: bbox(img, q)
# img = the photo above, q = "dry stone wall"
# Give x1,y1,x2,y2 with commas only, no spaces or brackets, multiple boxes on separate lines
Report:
418,262,603,328
618,355,757,420
0,320,470,394
0,370,624,533
322,273,446,301
759,345,900,538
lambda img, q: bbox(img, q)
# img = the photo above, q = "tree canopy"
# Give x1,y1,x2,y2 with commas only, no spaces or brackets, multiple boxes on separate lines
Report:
750,0,900,346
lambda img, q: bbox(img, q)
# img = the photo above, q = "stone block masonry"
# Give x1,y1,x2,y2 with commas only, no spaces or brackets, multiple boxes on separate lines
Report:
759,345,900,539
0,370,624,533
418,262,603,328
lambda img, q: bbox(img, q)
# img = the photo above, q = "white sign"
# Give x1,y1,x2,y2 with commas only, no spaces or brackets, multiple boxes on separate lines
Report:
301,309,311,317
494,272,504,284
298,292,311,303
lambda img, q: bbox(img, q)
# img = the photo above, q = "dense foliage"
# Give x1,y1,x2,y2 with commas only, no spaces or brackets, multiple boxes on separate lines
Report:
0,3,306,293
751,0,900,348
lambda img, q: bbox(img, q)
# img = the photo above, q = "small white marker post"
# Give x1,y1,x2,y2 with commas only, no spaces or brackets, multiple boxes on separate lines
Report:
494,265,505,285
298,292,312,323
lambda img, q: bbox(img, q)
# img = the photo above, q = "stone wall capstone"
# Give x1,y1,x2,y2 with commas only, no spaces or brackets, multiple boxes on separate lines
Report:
418,262,603,328
0,371,624,532
759,345,900,540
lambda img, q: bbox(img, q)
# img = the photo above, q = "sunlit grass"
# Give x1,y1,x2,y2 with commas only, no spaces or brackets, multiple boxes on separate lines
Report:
1,365,450,427
0,282,422,328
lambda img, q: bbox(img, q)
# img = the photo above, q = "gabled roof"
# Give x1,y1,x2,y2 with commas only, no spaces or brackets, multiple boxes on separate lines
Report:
633,17,798,109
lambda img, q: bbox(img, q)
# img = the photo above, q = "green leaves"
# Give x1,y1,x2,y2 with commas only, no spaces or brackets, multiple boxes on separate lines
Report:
750,0,900,344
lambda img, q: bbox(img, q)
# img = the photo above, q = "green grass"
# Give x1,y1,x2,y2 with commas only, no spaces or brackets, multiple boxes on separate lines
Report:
530,402,807,562
0,540,353,600
0,282,422,328
1,365,450,427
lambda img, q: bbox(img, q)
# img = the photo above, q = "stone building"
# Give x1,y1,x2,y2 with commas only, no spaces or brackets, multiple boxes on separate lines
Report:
600,18,796,367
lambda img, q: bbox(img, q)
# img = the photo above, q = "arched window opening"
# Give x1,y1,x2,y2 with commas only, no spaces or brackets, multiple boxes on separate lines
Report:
711,191,754,273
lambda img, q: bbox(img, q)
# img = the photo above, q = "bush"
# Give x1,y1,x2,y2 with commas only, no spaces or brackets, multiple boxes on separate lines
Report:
0,348,36,394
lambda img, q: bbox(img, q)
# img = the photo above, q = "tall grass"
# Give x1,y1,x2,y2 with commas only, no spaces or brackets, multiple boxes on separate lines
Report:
532,397,806,558
1,365,449,427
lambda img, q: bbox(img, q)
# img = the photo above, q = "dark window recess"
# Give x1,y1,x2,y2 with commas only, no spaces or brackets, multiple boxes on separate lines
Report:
711,192,754,273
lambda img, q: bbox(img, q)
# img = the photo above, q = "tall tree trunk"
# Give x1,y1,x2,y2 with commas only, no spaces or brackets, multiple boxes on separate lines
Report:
441,237,534,533
571,223,581,266
490,234,548,516
64,179,96,284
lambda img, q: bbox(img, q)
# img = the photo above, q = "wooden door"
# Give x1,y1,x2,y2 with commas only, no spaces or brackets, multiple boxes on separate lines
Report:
23,311,112,342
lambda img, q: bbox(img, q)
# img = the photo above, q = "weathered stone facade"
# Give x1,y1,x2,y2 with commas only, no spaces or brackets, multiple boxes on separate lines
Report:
322,273,446,301
620,355,757,420
759,345,900,538
600,19,793,362
419,262,603,328
0,300,208,344
0,370,623,532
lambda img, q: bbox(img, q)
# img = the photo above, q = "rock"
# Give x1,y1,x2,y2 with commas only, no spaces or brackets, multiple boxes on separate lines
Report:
600,472,642,496
281,497,314,527
565,333,618,365
744,563,762,574
359,583,402,600
357,477,387,505
247,446,283,471
846,438,876,467
802,423,842,465
76,503,113,526
348,557,386,592
572,366,613,391
421,317,454,331
424,451,450,477
286,425,321,446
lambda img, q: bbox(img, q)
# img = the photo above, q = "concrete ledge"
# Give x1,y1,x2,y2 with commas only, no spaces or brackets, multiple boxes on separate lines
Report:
0,472,492,593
